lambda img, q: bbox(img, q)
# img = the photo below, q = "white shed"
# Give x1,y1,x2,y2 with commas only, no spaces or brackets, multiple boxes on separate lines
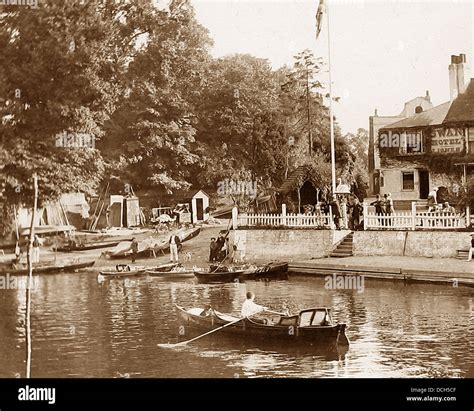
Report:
189,190,210,224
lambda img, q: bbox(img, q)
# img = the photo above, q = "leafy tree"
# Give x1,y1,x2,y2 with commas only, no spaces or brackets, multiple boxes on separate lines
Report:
0,0,364,230
0,0,158,234
344,128,369,170
342,128,369,199
194,54,286,193
100,0,213,194
280,51,354,185
0,0,156,199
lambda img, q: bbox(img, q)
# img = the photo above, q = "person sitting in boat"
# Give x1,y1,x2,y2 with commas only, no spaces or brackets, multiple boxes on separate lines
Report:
68,236,77,249
241,292,268,318
200,305,214,317
32,235,41,264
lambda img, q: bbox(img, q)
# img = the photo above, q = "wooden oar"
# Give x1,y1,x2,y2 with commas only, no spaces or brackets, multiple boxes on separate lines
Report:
158,317,244,349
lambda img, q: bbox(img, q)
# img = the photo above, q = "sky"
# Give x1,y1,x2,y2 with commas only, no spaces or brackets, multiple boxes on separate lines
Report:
191,0,474,134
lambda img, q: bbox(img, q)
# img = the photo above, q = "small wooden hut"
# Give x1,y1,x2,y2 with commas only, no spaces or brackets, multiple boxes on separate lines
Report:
277,165,329,213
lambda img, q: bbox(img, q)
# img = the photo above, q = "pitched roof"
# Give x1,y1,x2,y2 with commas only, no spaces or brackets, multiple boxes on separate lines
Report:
192,189,210,198
382,101,451,130
443,79,474,124
278,165,325,194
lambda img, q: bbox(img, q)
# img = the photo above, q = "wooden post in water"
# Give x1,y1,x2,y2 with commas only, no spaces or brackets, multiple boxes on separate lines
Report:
25,174,38,378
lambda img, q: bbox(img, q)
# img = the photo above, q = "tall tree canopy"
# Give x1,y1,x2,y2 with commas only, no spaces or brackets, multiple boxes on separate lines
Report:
99,0,213,193
0,0,367,234
0,0,158,203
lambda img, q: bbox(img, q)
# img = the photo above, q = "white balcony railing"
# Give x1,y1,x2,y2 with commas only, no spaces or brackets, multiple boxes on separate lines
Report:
231,203,471,231
363,202,469,230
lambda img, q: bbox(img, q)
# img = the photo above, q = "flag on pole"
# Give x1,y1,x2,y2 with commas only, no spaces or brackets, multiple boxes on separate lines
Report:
316,0,326,39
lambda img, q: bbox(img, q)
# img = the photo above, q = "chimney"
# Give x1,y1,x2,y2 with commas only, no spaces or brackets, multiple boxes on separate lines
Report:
425,90,431,103
449,55,459,101
449,54,470,101
456,53,469,95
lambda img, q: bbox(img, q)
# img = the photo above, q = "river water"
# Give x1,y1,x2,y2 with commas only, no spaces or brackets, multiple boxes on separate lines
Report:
0,271,472,378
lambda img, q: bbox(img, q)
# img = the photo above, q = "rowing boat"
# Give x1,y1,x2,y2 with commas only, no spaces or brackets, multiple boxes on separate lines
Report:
175,304,349,346
193,262,289,283
104,227,201,259
53,239,129,252
146,265,203,279
99,264,147,277
0,260,96,276
145,262,180,274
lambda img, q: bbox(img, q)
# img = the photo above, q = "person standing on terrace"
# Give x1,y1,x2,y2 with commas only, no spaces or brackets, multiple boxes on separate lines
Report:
427,187,438,211
384,193,394,226
370,194,385,226
467,233,474,262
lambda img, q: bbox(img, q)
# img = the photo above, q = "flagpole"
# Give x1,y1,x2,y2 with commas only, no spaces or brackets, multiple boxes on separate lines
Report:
326,1,337,194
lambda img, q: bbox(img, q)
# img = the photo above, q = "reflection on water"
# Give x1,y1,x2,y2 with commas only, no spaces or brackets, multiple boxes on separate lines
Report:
0,272,472,378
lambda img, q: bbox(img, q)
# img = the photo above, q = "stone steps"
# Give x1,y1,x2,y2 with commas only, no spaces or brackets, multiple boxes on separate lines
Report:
330,232,354,258
456,249,470,260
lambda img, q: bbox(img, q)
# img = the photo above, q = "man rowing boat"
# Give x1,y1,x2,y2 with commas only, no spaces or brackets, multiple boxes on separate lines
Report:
241,291,268,318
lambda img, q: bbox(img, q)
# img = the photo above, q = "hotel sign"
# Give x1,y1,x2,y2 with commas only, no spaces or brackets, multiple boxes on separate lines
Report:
431,127,464,153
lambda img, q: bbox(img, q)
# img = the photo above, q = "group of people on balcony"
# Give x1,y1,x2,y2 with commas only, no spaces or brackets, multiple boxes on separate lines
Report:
370,193,394,226
368,187,460,229
427,187,456,214
301,194,364,231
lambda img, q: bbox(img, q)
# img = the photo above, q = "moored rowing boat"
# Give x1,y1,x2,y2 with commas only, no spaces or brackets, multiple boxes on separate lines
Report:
53,239,128,252
99,265,147,277
193,262,289,283
146,265,203,278
103,227,201,259
0,260,96,276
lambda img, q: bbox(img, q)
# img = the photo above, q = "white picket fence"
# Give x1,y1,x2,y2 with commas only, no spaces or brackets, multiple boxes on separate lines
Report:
232,204,471,231
415,212,465,228
235,204,333,228
364,211,414,230
286,213,332,227
239,213,283,226
363,203,470,230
